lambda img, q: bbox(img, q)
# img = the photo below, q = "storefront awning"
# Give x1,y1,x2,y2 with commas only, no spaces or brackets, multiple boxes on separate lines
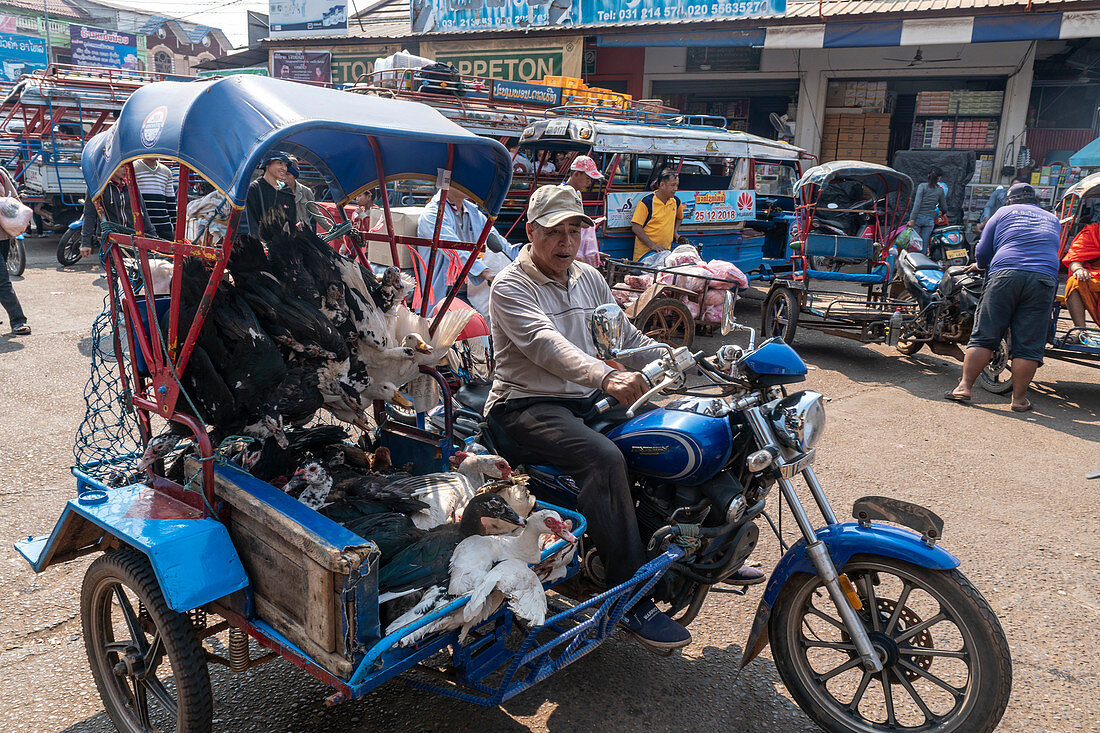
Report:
1069,137,1100,168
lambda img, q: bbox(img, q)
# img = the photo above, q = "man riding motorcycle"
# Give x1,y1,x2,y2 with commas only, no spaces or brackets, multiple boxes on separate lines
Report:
485,185,762,653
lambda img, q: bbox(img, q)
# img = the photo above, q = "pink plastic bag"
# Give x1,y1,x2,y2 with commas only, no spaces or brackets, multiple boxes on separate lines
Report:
702,304,724,323
656,270,675,286
0,197,32,239
665,244,703,267
624,273,654,290
612,285,635,307
679,296,701,319
670,265,710,292
704,259,748,289
703,289,725,307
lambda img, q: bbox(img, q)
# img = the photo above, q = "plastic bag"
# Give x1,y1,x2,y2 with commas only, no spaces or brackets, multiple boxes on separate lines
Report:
666,244,703,267
701,304,724,323
703,289,725,307
679,296,701,319
624,273,653,290
891,226,923,253
0,196,32,239
704,259,748,289
670,264,710,292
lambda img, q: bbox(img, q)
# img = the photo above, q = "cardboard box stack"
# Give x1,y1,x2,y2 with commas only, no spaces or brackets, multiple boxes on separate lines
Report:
827,81,891,110
970,155,995,185
910,118,998,150
820,109,892,164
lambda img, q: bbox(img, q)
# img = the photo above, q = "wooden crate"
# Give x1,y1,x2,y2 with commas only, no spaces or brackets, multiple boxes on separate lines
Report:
188,459,380,678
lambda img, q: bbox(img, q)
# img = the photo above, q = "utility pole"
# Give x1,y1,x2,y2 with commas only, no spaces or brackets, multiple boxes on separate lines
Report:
42,0,52,64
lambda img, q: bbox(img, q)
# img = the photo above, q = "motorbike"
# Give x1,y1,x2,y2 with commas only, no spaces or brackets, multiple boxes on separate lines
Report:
925,223,969,267
5,233,25,276
56,216,84,265
453,294,1012,733
891,250,984,358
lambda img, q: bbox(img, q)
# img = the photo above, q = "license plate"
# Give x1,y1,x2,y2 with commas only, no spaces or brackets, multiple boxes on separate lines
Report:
779,449,816,478
545,119,569,136
945,248,968,260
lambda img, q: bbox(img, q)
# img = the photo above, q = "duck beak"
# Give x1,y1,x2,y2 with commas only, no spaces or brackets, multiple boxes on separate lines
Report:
545,517,577,544
389,392,414,409
410,334,433,354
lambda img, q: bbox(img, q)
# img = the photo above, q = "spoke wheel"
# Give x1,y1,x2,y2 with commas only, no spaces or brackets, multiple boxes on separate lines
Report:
770,557,1011,733
58,228,83,265
82,549,212,733
762,286,799,344
892,290,924,356
977,334,1013,394
6,238,25,276
637,297,694,348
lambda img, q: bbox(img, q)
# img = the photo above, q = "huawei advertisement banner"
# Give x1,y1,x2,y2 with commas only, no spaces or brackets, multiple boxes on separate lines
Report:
606,190,757,229
70,25,140,70
269,0,348,38
272,50,332,85
412,0,786,33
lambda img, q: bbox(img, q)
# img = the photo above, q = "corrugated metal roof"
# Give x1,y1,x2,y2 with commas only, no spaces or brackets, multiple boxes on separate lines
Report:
1,0,90,19
786,0,1076,16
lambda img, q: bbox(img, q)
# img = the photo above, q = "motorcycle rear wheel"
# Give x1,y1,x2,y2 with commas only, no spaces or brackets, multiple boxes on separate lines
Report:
770,556,1011,733
890,291,923,356
977,335,1013,394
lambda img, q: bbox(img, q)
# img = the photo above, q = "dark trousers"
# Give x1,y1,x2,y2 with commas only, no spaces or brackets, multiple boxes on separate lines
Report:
491,399,646,586
0,239,26,328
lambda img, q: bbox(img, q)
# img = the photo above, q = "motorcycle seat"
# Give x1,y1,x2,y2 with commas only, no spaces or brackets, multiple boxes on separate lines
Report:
454,380,491,416
903,252,942,271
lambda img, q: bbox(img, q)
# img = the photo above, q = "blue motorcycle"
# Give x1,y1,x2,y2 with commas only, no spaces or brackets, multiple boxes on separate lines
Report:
463,294,1011,733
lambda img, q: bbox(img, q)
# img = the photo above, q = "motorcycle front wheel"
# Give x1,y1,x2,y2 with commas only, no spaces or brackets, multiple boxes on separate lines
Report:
6,238,25,276
769,556,1011,733
57,228,83,265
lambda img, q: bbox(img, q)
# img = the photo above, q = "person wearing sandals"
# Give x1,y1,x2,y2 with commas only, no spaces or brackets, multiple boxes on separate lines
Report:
946,183,1060,412
0,165,29,335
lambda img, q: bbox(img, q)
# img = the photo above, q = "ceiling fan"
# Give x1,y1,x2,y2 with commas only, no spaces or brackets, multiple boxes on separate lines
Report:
883,48,965,67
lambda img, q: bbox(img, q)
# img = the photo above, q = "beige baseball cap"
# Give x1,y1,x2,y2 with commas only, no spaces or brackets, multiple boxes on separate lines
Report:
528,184,594,228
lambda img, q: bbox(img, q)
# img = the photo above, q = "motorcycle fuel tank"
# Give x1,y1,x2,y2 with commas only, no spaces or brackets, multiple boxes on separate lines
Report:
607,408,733,486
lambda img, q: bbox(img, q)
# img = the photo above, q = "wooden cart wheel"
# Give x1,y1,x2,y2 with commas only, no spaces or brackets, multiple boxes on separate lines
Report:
82,549,213,733
762,286,800,345
636,297,695,348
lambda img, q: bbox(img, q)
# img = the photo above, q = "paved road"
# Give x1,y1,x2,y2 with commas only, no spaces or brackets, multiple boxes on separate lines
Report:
1,237,1097,732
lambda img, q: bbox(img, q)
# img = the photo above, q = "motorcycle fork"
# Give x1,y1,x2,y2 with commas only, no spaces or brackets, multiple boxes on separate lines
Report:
744,407,884,673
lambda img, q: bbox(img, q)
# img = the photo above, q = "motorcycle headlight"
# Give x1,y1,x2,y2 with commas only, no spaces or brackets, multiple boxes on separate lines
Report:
769,391,826,452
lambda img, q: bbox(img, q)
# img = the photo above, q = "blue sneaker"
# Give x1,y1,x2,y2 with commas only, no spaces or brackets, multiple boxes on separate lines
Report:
620,599,691,651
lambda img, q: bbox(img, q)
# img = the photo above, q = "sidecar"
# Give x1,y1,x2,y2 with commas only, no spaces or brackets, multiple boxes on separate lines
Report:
15,76,678,731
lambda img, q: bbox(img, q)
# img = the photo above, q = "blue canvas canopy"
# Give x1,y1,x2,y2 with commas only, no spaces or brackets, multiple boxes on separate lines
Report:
81,75,513,214
1069,137,1100,168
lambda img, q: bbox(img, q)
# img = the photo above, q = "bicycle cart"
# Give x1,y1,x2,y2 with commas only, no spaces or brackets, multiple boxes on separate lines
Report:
760,161,918,346
14,76,677,732
979,172,1100,391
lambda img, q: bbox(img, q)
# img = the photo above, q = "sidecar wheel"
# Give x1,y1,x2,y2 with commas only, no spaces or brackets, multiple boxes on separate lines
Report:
762,286,799,344
977,334,1013,394
769,556,1011,733
82,549,213,733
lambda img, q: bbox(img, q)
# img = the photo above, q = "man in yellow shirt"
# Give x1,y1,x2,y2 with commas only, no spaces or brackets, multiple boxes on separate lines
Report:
631,167,686,262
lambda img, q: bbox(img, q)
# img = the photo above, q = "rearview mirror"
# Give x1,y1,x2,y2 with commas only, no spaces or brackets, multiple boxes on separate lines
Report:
721,291,737,336
590,303,625,359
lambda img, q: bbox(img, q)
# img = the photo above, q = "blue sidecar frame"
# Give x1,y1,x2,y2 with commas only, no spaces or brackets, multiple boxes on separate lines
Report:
737,521,959,672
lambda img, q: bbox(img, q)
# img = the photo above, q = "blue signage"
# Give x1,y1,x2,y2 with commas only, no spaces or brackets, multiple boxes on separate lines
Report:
0,32,47,82
412,0,787,33
490,79,563,107
70,25,139,71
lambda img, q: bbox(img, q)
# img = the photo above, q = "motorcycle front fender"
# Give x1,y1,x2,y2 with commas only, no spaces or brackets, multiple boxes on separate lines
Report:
735,521,959,675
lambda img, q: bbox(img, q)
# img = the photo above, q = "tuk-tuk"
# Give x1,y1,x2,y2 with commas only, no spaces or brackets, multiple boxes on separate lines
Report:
761,161,916,345
978,172,1100,391
513,108,811,275
14,76,677,731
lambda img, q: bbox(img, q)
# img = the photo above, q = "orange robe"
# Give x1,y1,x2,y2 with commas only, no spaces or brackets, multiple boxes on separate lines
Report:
1063,224,1100,324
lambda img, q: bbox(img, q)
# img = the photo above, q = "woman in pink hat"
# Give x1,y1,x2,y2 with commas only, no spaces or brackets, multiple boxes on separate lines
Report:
563,155,604,267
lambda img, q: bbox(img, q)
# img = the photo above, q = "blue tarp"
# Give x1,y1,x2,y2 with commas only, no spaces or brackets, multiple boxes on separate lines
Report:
81,75,513,213
1069,138,1100,168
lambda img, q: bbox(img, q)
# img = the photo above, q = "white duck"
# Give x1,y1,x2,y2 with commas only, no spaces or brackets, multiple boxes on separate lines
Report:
376,300,475,388
448,509,576,597
533,527,579,584
461,559,547,641
388,452,513,530
285,462,333,509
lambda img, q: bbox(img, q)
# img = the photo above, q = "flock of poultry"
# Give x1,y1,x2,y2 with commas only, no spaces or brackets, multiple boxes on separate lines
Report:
140,211,577,644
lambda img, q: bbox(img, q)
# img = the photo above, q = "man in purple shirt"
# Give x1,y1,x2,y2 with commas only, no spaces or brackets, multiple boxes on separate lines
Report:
946,183,1060,411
